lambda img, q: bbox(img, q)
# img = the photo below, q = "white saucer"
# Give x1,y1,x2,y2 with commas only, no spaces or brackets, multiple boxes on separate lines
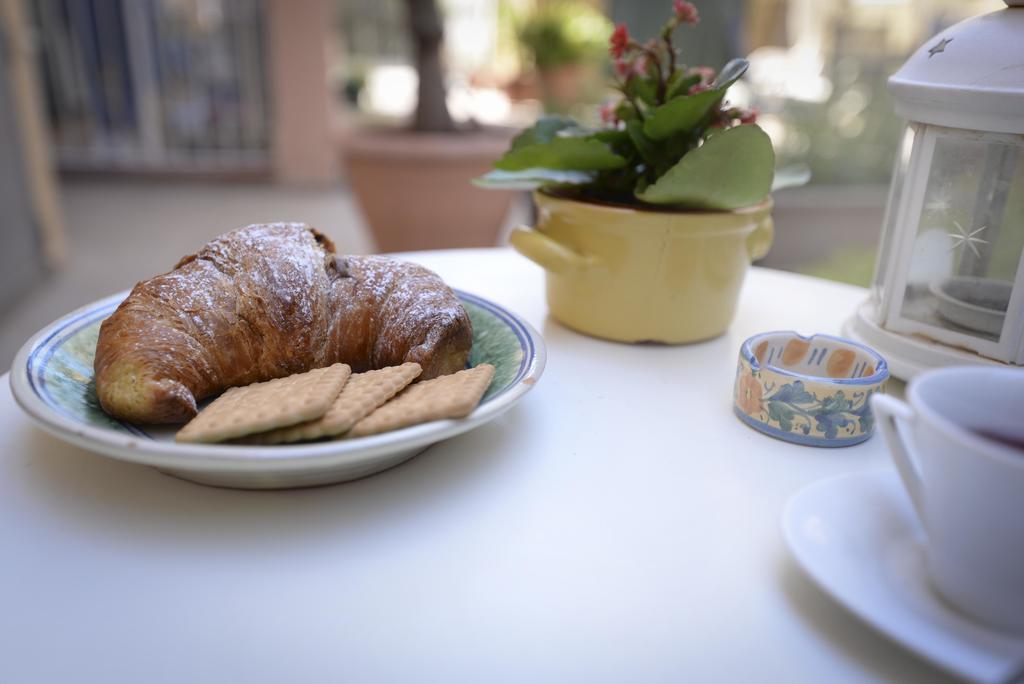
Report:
782,470,1024,683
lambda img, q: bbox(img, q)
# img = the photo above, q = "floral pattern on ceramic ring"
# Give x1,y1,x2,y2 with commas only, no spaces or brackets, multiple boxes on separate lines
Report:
733,331,889,447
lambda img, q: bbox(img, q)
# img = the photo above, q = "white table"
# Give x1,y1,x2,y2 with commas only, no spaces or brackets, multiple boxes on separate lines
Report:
0,249,952,683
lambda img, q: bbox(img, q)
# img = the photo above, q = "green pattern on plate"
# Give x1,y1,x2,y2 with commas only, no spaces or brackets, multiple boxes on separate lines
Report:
38,320,135,434
465,300,525,400
35,295,526,433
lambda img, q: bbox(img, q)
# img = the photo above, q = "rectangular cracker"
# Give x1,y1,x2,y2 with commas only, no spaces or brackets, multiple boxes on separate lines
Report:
175,363,350,443
348,364,495,438
240,362,422,445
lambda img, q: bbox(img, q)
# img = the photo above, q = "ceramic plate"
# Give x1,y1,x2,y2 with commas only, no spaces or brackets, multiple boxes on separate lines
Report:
783,470,1024,683
10,290,545,489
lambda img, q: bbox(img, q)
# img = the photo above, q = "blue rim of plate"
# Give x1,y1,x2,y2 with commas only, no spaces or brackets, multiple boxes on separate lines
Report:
23,288,535,441
11,288,544,468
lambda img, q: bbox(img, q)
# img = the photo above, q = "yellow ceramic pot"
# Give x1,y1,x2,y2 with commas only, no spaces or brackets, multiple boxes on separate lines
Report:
510,191,774,343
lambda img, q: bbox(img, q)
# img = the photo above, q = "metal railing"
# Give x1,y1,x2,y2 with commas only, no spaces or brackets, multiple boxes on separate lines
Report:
33,0,269,172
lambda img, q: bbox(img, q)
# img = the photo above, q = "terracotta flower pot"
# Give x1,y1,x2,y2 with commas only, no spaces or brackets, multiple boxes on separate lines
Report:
341,130,516,252
510,191,774,343
538,63,587,112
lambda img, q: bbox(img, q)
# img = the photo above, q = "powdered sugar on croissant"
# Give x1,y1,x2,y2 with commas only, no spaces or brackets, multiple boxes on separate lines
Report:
94,223,472,424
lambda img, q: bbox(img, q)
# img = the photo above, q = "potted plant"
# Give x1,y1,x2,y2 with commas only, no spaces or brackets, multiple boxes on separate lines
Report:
517,1,611,113
477,1,776,344
341,0,515,252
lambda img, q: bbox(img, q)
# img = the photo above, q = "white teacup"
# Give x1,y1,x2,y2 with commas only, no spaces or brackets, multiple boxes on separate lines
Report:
871,367,1024,635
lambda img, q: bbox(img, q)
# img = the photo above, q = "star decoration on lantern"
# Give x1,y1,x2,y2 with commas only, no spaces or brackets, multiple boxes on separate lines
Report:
928,37,953,58
948,220,987,258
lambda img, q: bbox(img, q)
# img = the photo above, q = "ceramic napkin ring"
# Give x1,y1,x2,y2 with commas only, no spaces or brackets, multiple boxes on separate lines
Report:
733,331,889,447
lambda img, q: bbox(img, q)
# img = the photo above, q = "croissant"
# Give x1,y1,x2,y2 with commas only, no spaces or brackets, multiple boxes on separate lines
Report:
94,223,473,424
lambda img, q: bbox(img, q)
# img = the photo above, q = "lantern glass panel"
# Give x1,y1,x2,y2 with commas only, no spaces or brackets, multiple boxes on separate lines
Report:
898,131,1024,343
871,124,917,310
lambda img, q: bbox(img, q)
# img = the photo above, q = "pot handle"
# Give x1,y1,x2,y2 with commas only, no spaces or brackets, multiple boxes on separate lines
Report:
871,394,926,522
509,226,589,275
747,213,774,262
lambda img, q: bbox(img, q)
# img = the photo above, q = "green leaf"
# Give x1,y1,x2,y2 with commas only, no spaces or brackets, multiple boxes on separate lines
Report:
614,100,639,122
625,120,666,170
712,58,749,90
767,401,794,433
473,168,595,190
626,77,659,107
636,124,775,210
640,59,750,141
494,137,627,171
641,88,724,140
665,73,701,101
592,129,631,146
509,115,582,151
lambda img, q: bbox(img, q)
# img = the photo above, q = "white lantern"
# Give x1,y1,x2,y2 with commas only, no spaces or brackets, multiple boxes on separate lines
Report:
844,2,1024,379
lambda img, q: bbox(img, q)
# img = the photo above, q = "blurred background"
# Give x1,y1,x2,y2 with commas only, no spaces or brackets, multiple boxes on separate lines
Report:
0,0,1004,368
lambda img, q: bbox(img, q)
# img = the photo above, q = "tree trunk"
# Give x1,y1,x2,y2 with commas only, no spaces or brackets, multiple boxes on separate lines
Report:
405,0,456,132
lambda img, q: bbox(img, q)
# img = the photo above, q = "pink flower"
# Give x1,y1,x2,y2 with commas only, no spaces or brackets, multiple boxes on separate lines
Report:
631,55,648,77
673,0,700,24
599,101,619,125
724,107,758,124
610,24,630,58
688,83,710,95
690,65,716,83
615,55,647,80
